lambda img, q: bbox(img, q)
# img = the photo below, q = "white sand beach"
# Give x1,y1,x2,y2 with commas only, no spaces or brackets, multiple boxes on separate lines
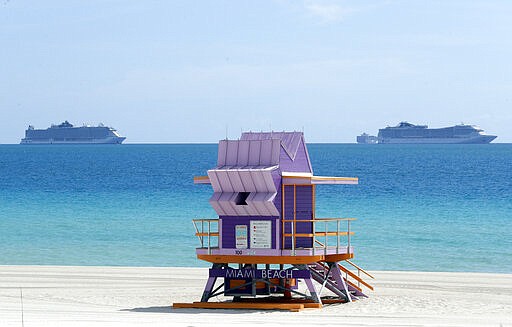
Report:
1,266,511,327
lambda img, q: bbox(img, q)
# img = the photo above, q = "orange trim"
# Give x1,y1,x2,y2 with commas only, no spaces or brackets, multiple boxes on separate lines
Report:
228,279,248,290
312,184,316,219
282,176,358,181
195,232,220,237
338,264,374,291
283,183,311,186
283,233,314,237
311,176,358,181
197,253,353,264
293,184,296,251
315,231,354,237
193,176,210,180
226,279,267,290
345,259,375,279
346,279,363,292
281,183,285,249
323,253,354,262
282,218,356,222
282,176,310,180
283,232,354,237
172,302,316,311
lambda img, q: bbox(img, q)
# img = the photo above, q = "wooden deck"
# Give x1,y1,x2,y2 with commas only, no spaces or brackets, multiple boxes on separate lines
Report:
173,300,323,312
197,253,353,264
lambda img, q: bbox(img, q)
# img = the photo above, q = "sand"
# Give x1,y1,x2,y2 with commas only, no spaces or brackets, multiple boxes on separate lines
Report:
1,266,511,327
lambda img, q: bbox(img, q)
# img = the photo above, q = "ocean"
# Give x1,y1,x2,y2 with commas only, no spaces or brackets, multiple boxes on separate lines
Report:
0,144,511,273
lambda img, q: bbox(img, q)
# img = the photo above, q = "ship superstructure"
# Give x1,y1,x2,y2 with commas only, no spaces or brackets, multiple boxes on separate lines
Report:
20,121,126,144
356,133,378,144
377,122,496,144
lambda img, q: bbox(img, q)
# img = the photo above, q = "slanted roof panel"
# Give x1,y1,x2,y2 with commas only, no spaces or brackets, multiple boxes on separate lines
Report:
241,131,304,161
225,140,239,166
251,170,269,192
216,138,283,167
248,141,261,165
216,170,234,192
260,140,273,166
238,170,257,192
207,170,222,192
209,192,224,215
270,139,280,165
209,166,278,192
227,169,244,191
217,140,228,166
237,140,250,166
247,192,280,216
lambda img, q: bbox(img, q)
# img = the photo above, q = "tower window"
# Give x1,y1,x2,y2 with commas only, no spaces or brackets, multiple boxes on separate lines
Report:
235,192,250,205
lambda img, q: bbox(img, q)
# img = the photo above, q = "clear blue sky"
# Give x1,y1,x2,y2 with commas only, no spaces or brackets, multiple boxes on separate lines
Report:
1,1,511,143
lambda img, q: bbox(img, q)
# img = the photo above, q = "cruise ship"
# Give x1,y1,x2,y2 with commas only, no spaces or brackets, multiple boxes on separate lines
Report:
377,122,496,144
356,133,378,144
20,121,126,144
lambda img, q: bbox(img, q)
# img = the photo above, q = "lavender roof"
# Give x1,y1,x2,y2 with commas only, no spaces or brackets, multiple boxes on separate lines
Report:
198,131,356,217
240,131,304,161
216,139,281,168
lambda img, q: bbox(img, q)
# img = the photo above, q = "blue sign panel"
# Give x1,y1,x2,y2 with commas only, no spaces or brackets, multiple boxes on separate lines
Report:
209,268,311,279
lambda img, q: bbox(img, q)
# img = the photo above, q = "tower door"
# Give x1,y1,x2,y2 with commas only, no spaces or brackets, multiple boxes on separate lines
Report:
282,184,314,249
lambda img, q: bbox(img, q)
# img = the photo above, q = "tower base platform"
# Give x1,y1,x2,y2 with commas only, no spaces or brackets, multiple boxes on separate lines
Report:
173,296,349,312
173,300,321,312
173,260,373,312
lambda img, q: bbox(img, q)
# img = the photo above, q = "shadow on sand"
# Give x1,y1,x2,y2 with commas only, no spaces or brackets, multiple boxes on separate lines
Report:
121,306,252,314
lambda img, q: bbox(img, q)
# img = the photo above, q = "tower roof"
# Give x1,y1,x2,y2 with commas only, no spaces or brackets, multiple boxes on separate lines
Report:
241,131,304,161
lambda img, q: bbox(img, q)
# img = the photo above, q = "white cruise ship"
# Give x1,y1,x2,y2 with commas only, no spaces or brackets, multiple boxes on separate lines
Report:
20,121,126,144
377,122,497,144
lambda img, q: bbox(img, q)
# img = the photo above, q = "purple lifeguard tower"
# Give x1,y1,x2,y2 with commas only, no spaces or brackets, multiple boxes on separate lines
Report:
175,132,373,311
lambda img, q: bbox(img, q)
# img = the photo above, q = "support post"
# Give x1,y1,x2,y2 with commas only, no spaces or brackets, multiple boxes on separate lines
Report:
304,277,321,304
329,262,353,302
201,264,222,302
296,264,321,304
201,276,217,302
318,263,333,297
347,219,351,255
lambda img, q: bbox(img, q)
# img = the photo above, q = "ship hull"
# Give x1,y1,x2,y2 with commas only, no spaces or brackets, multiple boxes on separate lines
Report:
20,137,126,144
379,135,496,144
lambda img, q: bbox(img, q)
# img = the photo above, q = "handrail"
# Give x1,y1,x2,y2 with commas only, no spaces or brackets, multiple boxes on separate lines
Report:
315,261,374,292
315,217,357,221
193,217,355,256
282,217,355,254
283,232,354,237
345,260,375,279
345,279,363,292
314,239,325,247
338,264,374,291
192,218,219,254
195,232,220,237
282,218,356,222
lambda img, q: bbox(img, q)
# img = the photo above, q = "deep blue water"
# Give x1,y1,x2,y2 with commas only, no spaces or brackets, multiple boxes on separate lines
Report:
1,144,511,273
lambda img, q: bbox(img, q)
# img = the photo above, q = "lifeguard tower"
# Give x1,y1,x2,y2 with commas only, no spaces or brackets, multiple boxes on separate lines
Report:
174,132,373,311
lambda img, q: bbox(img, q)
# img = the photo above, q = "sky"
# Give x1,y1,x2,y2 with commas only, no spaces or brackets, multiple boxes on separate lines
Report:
1,0,511,143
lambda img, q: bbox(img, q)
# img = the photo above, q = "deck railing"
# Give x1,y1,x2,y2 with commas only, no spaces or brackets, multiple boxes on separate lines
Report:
193,217,355,256
192,218,219,254
340,259,375,291
282,218,355,255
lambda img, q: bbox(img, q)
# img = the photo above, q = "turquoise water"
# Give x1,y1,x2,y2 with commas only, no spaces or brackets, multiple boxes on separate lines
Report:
1,144,511,273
